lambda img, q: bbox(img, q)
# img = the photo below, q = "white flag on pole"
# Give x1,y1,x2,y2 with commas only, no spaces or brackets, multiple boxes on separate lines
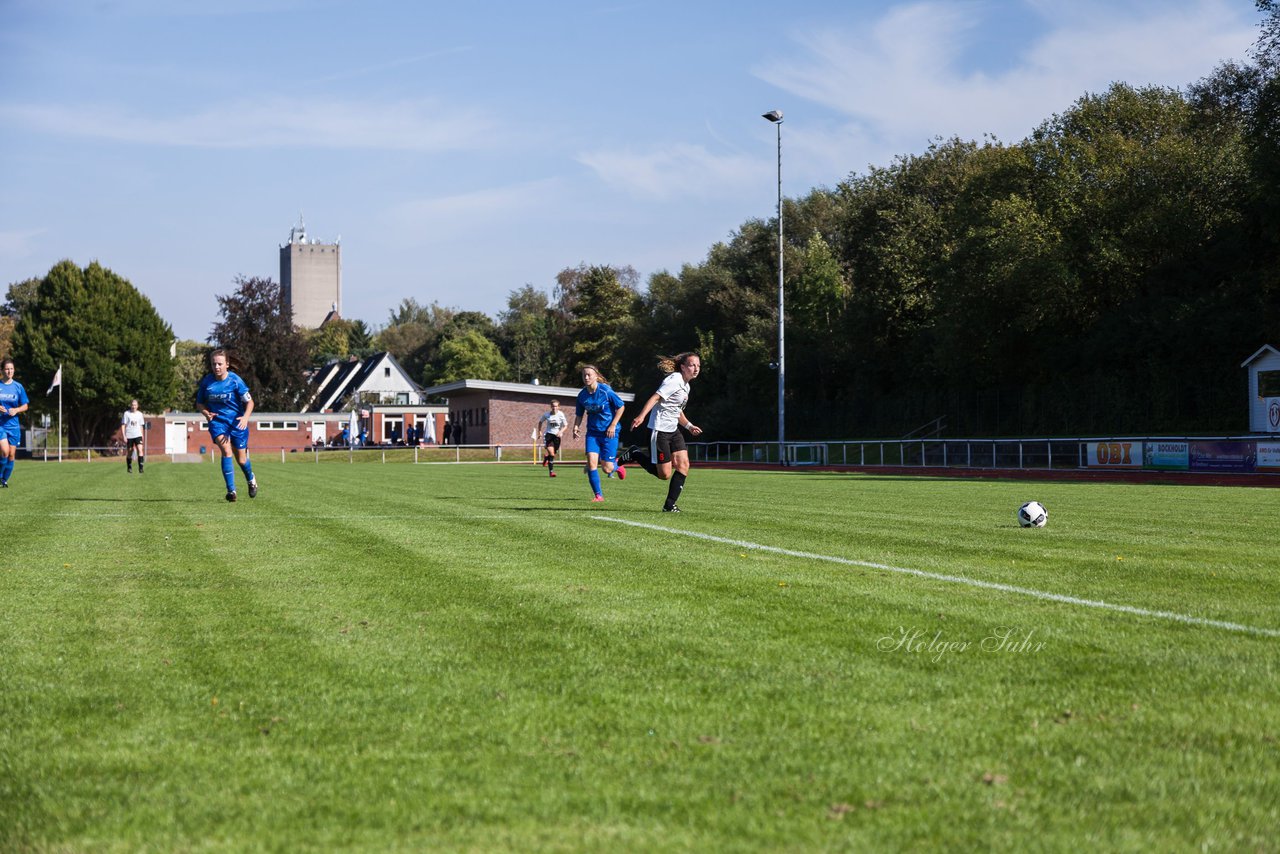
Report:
46,365,62,395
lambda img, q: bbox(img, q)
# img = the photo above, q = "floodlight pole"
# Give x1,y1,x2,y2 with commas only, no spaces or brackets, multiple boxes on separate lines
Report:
763,110,785,464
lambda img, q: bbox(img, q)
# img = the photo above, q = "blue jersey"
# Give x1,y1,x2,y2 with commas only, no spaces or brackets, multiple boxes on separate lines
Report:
576,382,625,435
0,380,29,427
196,372,252,426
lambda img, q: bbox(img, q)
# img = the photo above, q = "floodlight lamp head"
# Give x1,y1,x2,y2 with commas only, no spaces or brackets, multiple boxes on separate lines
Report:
762,110,783,123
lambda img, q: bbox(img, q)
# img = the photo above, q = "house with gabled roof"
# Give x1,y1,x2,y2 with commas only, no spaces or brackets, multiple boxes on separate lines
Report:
302,352,445,444
304,351,426,412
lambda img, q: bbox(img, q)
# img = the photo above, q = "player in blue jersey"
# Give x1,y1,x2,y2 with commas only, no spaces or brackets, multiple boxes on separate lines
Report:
196,349,258,502
571,364,627,502
0,358,30,488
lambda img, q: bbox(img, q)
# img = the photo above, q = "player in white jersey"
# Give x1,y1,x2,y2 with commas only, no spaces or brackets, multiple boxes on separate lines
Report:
121,399,146,474
621,352,702,512
535,399,568,477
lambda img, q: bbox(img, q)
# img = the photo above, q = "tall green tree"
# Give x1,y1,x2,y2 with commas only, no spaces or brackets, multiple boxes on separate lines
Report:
208,276,310,411
566,265,638,377
12,260,177,445
548,263,640,384
346,320,375,358
307,321,352,364
426,329,510,384
0,316,13,360
498,286,557,384
169,340,208,411
374,300,453,380
386,297,436,327
3,277,40,321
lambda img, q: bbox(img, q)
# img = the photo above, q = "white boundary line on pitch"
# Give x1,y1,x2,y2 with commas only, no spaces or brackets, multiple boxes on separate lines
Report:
592,516,1280,639
35,512,525,521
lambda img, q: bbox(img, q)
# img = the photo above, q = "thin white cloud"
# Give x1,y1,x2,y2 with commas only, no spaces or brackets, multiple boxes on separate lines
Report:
0,97,497,151
386,178,562,240
756,0,1257,157
577,144,760,200
0,228,45,262
306,47,474,86
7,0,319,16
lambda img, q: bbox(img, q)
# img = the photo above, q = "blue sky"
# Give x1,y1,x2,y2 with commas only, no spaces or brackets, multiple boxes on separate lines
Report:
0,0,1262,342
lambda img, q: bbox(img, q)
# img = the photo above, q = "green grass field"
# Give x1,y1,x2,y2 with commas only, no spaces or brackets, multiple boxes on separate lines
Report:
2,457,1277,851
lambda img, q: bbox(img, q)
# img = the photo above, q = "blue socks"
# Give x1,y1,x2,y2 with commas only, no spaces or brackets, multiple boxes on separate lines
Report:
587,467,602,496
0,457,13,483
219,455,254,494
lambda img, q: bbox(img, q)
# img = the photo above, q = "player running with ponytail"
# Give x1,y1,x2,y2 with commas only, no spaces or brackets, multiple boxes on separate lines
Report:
620,352,702,513
196,349,259,502
572,365,626,502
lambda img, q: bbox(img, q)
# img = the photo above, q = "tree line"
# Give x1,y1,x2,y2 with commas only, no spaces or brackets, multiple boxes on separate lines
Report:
7,3,1280,445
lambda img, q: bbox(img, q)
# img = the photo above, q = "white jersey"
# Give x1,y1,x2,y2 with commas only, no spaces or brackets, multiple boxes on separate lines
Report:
539,409,568,436
122,409,146,440
646,372,691,433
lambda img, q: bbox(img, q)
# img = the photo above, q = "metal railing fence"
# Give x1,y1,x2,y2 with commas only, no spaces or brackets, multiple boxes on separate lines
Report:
687,436,1271,471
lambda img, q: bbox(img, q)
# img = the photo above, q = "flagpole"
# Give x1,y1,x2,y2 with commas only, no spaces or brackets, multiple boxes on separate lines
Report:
58,366,63,462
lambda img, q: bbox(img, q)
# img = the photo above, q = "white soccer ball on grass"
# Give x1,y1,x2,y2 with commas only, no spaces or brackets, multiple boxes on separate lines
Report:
1017,501,1048,528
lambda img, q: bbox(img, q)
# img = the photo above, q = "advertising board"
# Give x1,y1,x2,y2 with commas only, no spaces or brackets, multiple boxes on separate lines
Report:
1188,441,1256,473
1142,441,1189,471
1085,441,1143,468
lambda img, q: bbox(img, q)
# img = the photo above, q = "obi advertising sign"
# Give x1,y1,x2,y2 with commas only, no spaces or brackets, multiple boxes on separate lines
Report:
1188,441,1256,473
1085,441,1143,467
1142,441,1189,471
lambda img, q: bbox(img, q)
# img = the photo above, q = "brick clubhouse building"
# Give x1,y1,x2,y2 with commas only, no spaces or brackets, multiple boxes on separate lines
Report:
419,379,635,450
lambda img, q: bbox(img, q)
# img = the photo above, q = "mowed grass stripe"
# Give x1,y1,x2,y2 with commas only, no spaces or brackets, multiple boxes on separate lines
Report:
2,460,1279,850
644,469,1280,627
594,515,1280,638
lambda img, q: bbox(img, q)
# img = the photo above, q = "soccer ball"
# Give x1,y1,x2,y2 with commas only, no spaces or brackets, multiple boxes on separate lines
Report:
1017,501,1048,528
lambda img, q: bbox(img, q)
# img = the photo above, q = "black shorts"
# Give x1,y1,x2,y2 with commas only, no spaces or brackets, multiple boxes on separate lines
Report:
126,436,144,451
648,428,686,465
543,433,562,453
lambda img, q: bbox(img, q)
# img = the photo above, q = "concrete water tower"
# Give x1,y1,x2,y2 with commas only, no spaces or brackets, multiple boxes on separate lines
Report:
280,216,341,329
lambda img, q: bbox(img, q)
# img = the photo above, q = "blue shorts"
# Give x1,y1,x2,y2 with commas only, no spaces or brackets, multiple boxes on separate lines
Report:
209,421,249,451
584,433,618,463
0,421,19,446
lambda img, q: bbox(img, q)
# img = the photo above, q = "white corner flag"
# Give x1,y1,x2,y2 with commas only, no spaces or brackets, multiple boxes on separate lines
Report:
46,365,62,395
